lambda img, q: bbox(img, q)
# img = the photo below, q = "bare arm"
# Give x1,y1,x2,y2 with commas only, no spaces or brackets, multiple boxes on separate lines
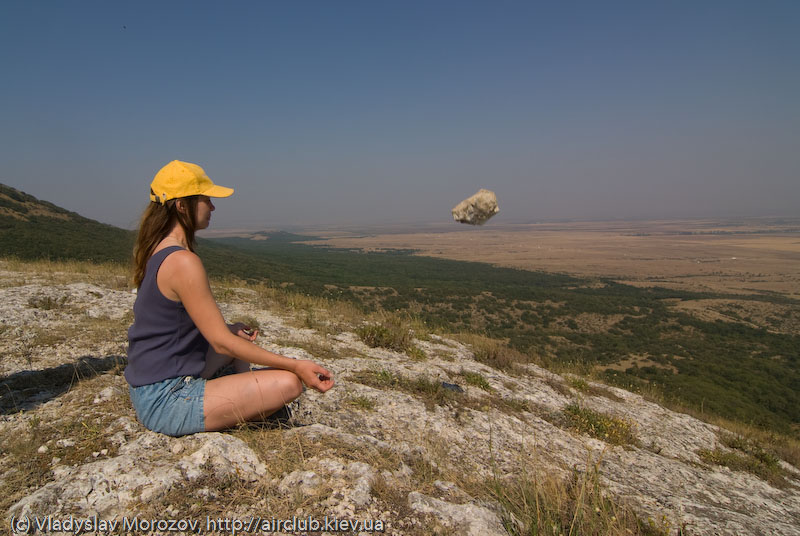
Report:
161,250,333,392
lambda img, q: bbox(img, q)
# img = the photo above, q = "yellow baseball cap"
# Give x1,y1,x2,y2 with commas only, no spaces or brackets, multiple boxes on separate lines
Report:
150,160,234,204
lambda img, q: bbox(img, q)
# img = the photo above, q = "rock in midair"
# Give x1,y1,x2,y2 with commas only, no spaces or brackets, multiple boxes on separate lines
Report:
451,189,499,225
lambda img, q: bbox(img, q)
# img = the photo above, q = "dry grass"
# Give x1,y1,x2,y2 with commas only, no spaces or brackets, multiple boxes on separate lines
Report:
248,282,366,334
2,313,132,372
0,369,132,514
272,336,345,361
350,369,463,412
349,368,543,421
698,433,789,487
0,257,131,289
566,376,625,402
356,321,413,352
452,332,536,371
479,456,677,536
344,395,376,411
713,420,800,471
229,426,457,534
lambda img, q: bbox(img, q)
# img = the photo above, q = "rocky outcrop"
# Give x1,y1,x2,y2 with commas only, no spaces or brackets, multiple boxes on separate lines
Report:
1,265,799,535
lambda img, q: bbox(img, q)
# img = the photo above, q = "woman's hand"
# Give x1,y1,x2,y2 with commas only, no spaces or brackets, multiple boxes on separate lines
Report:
293,360,335,393
228,322,257,342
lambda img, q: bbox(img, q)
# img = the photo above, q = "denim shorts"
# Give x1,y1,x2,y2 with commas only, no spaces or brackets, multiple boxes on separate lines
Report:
128,376,206,437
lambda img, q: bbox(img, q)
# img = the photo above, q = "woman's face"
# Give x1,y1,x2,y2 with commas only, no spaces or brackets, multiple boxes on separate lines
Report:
195,195,215,229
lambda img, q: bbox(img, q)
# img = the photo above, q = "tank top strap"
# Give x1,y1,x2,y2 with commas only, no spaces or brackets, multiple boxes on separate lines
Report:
144,246,185,281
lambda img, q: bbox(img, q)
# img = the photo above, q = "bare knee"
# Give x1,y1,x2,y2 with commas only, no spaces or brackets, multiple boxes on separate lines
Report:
281,372,303,401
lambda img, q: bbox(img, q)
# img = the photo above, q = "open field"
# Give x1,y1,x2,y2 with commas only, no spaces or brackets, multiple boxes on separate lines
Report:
298,219,800,301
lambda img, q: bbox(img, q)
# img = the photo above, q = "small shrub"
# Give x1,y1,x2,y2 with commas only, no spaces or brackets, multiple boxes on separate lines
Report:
454,333,535,371
356,320,412,352
543,376,574,398
230,315,261,332
345,395,375,411
461,370,493,391
494,397,533,415
698,433,787,487
563,404,639,446
28,294,70,310
350,370,462,411
567,376,625,402
568,377,590,391
405,345,427,361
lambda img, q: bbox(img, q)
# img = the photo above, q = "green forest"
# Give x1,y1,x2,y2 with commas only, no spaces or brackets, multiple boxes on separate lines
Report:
202,235,800,435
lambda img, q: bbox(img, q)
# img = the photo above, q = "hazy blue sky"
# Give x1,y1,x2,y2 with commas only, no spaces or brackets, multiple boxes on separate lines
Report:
1,1,798,229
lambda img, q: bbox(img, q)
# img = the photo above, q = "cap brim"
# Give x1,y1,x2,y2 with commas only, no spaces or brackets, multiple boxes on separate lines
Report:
202,185,234,198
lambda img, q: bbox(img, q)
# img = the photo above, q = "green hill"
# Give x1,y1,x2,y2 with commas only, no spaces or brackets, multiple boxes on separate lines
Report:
0,183,252,268
0,184,134,263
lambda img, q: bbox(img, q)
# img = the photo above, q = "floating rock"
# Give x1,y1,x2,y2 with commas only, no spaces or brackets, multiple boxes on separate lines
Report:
451,189,499,225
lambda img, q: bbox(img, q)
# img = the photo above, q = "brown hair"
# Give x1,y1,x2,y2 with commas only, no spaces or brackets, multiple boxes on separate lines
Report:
132,195,200,287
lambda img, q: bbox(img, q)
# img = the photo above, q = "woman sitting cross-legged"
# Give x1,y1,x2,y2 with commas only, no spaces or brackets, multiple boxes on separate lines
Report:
125,159,334,436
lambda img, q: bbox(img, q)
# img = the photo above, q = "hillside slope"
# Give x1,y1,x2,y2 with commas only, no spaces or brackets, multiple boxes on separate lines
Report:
1,261,798,535
0,183,255,270
0,184,134,263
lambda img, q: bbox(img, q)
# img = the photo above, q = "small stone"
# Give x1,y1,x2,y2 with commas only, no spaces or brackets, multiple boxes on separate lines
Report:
37,445,49,454
93,386,117,404
278,470,321,496
171,442,184,455
56,439,76,448
100,449,108,456
92,451,100,458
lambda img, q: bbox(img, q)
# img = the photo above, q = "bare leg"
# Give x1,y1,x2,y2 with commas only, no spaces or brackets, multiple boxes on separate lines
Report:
203,369,303,431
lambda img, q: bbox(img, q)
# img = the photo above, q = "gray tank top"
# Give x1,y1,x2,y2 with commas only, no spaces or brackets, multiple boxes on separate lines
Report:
125,246,210,387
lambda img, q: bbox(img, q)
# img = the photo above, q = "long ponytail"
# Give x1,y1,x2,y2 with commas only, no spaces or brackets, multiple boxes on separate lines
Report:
132,195,200,287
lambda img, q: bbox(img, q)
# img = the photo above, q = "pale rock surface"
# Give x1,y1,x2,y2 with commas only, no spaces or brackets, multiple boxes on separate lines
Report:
408,491,505,536
2,263,799,535
8,427,266,520
451,188,499,225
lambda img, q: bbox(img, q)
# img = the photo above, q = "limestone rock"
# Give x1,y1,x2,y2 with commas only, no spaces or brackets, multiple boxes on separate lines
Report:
8,431,267,519
408,491,505,536
278,470,321,496
452,189,499,225
177,433,267,482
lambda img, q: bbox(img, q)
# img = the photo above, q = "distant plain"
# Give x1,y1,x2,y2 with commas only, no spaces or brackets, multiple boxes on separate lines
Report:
298,219,800,302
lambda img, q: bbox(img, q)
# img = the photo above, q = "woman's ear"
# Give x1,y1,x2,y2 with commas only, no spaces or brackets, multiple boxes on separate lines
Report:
175,199,186,214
